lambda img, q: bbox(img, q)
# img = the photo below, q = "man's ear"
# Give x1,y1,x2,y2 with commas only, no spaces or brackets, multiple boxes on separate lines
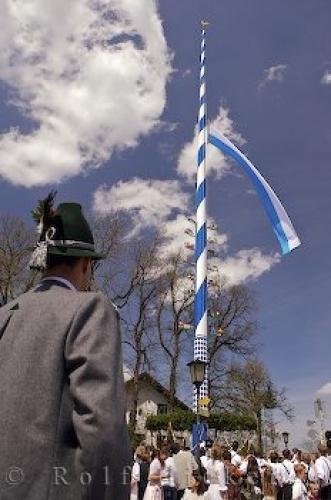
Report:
81,257,91,274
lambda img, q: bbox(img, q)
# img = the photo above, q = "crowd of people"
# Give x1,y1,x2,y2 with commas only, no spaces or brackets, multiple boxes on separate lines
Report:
130,441,331,500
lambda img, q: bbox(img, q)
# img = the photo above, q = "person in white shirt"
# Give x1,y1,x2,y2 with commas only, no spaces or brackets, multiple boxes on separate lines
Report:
161,446,178,500
199,445,210,471
269,451,292,500
292,463,308,500
283,449,296,483
143,449,166,500
254,451,268,469
204,444,227,500
301,453,317,483
230,441,242,467
315,444,331,499
131,445,152,500
239,459,248,475
292,449,302,465
131,460,140,500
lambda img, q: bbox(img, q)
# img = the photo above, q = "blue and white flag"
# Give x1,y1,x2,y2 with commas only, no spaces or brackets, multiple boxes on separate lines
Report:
209,129,301,255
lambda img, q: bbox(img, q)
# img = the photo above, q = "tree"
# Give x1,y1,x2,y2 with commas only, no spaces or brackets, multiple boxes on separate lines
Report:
155,255,257,411
156,252,195,409
214,359,293,453
89,211,129,291
95,226,163,429
120,240,163,428
0,215,38,306
207,280,257,408
92,213,259,427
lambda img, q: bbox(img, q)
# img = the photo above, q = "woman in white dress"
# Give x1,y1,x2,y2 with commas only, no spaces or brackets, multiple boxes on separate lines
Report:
292,464,308,500
204,444,227,500
143,449,166,500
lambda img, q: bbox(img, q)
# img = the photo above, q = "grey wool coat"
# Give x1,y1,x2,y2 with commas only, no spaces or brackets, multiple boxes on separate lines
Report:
0,279,131,499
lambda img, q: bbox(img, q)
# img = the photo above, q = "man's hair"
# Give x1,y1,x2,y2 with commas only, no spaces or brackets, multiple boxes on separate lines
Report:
269,451,279,463
222,450,232,462
283,449,291,459
206,439,213,449
170,443,180,455
135,445,149,462
47,254,81,269
302,453,311,464
318,444,328,455
232,441,239,452
160,445,170,456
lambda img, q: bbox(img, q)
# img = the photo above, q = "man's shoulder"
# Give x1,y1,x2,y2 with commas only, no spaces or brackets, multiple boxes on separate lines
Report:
0,288,116,317
67,292,120,328
76,291,118,314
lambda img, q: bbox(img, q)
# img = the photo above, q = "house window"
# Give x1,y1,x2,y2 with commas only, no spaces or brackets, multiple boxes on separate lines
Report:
157,404,168,415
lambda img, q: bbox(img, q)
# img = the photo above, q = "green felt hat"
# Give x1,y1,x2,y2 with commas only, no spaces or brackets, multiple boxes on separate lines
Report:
29,192,103,270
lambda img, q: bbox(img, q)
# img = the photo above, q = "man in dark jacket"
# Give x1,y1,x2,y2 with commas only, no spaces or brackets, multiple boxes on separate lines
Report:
0,194,131,499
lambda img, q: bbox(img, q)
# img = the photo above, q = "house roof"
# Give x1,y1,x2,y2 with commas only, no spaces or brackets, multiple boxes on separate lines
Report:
125,372,190,411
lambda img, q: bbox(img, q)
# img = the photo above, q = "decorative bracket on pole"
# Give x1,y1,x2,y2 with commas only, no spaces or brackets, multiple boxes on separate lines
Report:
201,20,210,29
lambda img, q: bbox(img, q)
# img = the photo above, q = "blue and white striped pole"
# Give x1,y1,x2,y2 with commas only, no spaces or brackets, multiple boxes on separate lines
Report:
194,21,209,412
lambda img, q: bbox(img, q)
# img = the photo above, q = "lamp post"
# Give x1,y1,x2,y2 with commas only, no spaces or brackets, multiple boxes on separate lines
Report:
187,359,207,424
282,431,289,449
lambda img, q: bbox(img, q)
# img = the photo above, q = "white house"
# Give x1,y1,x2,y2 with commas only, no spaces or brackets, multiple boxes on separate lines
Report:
125,371,190,444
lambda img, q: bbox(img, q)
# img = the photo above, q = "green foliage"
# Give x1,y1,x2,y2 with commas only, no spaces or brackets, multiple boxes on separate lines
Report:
146,409,196,432
145,409,256,432
208,412,256,431
128,424,145,450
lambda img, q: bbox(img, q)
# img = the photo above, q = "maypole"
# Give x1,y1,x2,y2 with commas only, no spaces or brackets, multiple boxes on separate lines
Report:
190,19,301,435
194,21,209,413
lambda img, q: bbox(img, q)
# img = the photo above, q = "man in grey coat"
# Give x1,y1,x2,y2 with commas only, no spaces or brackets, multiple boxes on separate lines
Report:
0,195,131,499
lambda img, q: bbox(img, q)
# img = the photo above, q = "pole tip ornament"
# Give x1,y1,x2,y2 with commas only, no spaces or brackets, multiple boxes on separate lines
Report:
201,20,210,29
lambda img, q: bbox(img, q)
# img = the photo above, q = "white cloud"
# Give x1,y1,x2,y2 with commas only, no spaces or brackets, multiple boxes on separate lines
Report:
259,64,287,89
177,105,246,183
321,71,331,85
93,177,190,238
0,0,171,186
317,382,331,396
93,177,279,285
93,177,226,256
216,249,280,286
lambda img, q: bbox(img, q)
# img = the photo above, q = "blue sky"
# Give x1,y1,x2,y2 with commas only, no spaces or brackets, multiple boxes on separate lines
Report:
0,0,330,446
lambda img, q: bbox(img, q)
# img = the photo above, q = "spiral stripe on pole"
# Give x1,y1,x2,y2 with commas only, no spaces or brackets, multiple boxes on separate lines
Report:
194,25,209,411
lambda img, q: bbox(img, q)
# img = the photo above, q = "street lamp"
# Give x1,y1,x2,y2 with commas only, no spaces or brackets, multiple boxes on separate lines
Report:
282,431,289,448
187,359,207,424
